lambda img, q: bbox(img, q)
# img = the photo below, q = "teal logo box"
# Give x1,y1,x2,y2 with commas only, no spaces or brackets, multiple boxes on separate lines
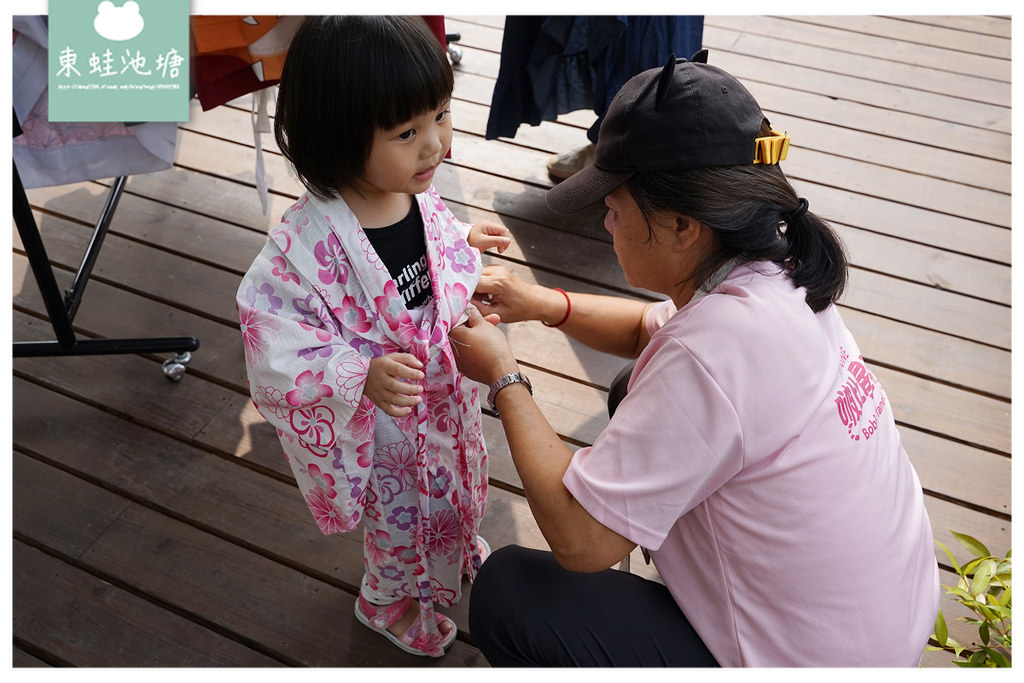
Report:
48,0,190,122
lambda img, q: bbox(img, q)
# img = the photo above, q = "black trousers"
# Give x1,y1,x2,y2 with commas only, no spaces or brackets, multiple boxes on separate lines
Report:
468,545,719,667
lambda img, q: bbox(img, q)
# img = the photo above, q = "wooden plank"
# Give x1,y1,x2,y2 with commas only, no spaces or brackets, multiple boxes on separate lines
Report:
900,428,1010,517
23,209,242,325
791,15,1011,59
892,15,1011,38
11,373,368,580
27,179,269,275
774,114,1008,194
779,145,1009,229
841,308,1009,401
836,224,1009,306
13,253,252,392
12,647,52,667
13,451,130,560
173,105,1012,280
791,183,1009,265
12,540,280,666
84,505,487,666
712,25,1008,107
707,49,1010,134
16,216,1009,505
842,269,1009,350
10,372,549,624
13,310,245,448
876,365,1009,455
447,15,505,31
927,497,1011,571
750,80,1010,164
449,90,1009,197
28,137,1012,319
706,16,1011,83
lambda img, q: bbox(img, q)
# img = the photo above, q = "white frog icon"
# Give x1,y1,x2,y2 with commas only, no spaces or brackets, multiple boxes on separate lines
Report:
93,1,145,42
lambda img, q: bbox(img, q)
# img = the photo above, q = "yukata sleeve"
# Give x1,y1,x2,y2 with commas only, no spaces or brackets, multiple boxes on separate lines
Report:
237,235,385,535
237,241,374,456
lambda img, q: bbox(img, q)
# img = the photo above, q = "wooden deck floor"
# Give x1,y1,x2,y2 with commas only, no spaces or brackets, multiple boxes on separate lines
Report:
12,15,1011,667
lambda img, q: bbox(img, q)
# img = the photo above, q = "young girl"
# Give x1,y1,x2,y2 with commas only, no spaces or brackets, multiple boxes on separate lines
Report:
235,16,511,658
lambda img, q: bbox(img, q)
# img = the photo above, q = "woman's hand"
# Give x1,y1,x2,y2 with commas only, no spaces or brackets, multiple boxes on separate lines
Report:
362,353,425,417
449,305,519,386
467,220,512,254
471,265,567,325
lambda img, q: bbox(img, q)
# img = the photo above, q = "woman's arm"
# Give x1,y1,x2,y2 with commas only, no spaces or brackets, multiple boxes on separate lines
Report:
473,265,654,359
450,307,637,572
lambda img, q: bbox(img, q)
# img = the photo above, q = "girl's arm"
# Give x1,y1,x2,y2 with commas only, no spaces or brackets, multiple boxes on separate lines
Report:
473,265,654,359
450,307,637,572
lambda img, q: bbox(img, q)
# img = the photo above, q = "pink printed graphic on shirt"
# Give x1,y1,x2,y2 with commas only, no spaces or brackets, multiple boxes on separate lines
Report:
834,345,888,441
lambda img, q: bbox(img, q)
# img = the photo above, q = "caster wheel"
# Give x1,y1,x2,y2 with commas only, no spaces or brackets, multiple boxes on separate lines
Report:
448,46,463,64
162,351,192,381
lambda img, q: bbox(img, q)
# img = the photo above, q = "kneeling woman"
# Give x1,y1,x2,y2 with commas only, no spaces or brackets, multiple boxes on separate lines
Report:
450,52,939,667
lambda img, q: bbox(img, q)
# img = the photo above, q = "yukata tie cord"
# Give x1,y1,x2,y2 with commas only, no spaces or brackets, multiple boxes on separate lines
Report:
784,197,809,224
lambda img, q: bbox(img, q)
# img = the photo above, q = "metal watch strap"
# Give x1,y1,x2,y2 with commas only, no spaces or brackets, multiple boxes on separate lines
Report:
487,372,532,416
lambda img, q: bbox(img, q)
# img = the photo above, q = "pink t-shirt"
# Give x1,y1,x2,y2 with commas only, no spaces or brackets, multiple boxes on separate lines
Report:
563,263,939,667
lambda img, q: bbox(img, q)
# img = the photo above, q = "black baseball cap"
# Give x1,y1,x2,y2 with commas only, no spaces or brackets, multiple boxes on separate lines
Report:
546,50,771,215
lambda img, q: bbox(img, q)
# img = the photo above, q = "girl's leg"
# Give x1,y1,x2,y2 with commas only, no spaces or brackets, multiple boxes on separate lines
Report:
359,414,456,652
468,545,719,667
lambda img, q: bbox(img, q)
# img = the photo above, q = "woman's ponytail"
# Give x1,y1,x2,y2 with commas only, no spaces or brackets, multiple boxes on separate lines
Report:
628,163,849,313
781,198,848,312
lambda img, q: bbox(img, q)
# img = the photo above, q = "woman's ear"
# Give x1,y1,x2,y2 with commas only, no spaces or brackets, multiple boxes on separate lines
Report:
672,214,705,253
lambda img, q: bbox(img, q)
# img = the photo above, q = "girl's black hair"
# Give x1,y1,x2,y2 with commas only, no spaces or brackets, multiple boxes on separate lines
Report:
274,16,454,200
626,122,848,312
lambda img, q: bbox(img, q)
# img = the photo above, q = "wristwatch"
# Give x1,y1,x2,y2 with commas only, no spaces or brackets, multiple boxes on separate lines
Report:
487,372,532,416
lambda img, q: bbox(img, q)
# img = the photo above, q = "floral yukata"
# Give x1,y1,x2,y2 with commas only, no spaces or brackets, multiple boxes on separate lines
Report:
236,186,488,656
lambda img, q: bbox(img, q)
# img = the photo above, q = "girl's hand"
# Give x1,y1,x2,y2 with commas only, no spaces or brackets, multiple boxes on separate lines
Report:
363,353,425,417
467,220,512,254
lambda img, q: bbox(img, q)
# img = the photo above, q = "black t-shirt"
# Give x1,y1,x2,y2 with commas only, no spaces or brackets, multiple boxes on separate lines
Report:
363,201,432,311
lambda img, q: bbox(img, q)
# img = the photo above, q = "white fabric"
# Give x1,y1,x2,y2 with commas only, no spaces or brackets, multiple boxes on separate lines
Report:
13,16,179,189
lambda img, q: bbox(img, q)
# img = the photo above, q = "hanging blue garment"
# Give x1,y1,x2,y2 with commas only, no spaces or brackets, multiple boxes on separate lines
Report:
485,15,704,144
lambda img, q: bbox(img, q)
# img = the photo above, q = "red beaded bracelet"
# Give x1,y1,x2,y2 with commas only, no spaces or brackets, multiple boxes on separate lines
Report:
542,288,571,328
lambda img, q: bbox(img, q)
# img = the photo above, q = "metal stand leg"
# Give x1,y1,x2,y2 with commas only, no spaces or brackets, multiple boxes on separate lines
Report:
12,160,200,377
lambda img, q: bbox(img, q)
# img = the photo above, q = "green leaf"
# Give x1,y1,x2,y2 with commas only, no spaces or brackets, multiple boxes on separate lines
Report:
968,650,987,666
949,585,973,601
961,557,984,577
979,621,990,645
952,531,990,559
971,559,996,597
935,540,962,574
984,604,1011,620
933,610,948,646
986,648,1011,668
